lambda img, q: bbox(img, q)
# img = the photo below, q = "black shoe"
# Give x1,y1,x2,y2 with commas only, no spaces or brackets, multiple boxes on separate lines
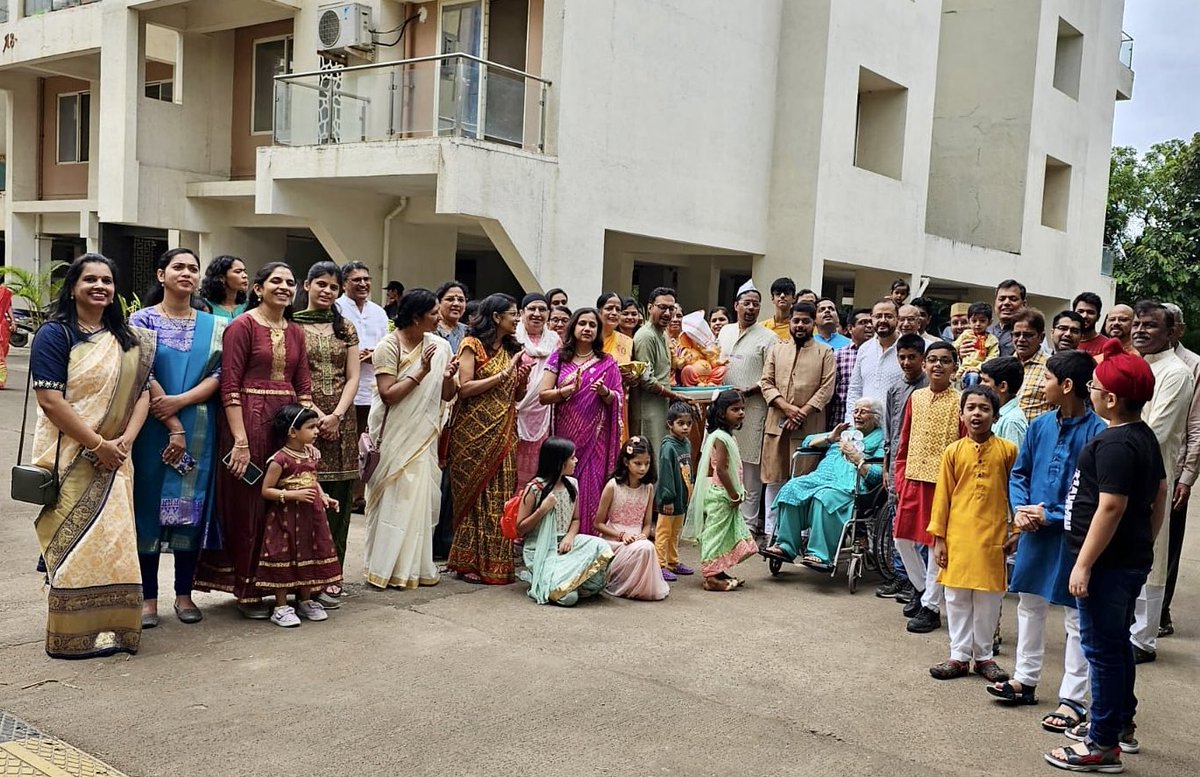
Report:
907,606,941,633
1158,620,1174,638
1132,645,1156,664
894,582,918,604
875,578,908,599
902,596,924,618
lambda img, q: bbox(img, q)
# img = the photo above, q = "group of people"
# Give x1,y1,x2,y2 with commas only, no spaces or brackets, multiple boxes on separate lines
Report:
21,252,1192,772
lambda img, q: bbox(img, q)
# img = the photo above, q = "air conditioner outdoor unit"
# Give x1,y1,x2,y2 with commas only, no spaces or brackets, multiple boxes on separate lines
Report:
317,3,373,54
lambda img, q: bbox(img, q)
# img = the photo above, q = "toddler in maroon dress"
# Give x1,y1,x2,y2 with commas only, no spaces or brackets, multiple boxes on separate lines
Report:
259,404,343,627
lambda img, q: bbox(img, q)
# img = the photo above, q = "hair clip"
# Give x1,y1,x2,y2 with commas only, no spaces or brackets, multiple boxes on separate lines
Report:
711,388,721,403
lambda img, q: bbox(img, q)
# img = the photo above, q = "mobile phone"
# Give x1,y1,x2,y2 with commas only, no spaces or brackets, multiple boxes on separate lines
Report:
164,449,198,476
221,451,264,486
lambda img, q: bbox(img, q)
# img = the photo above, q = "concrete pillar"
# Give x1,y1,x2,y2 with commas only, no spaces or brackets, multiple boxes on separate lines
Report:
6,213,38,274
98,5,141,224
387,222,458,292
600,240,635,297
3,77,38,203
199,227,287,275
168,229,201,253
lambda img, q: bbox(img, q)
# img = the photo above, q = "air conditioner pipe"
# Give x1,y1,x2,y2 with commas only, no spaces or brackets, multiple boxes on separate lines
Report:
380,196,410,300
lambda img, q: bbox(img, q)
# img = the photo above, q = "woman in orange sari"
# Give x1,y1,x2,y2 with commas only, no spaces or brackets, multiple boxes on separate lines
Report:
599,292,634,440
446,293,531,584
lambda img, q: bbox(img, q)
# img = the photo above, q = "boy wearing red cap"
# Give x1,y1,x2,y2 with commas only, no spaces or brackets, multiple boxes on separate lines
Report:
1045,340,1167,773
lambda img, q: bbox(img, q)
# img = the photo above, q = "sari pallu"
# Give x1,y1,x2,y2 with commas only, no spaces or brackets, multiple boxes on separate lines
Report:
547,350,623,535
33,329,156,659
131,312,225,554
363,333,450,589
514,323,560,490
446,338,520,584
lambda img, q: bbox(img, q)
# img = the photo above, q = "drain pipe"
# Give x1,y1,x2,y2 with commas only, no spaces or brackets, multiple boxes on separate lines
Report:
380,196,410,300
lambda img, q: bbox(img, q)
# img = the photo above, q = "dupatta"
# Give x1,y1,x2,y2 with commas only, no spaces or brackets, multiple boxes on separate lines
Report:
681,428,744,542
514,323,560,442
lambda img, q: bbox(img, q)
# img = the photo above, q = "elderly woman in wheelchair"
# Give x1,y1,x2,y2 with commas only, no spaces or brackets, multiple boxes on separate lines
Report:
761,397,885,569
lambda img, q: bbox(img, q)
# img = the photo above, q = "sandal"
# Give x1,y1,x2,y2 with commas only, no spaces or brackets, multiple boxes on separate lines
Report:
929,659,971,680
973,660,1010,683
703,576,737,592
986,680,1038,705
459,572,485,585
1044,741,1123,773
759,547,791,562
324,583,343,598
1043,699,1087,733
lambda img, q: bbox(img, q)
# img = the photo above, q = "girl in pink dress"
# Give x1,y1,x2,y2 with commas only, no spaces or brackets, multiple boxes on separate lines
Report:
593,440,670,601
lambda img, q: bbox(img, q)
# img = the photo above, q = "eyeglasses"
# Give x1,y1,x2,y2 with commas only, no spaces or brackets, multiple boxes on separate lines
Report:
1086,380,1111,394
652,303,674,311
1053,325,1081,334
347,277,371,285
925,356,956,365
1012,331,1039,340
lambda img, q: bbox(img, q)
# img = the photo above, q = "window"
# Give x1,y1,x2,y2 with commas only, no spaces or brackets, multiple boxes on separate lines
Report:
1041,156,1072,231
252,36,293,134
1053,18,1083,100
145,81,175,102
853,67,908,181
57,91,90,164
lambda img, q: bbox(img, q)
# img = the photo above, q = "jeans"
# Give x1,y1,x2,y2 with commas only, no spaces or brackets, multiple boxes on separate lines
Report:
1077,566,1149,748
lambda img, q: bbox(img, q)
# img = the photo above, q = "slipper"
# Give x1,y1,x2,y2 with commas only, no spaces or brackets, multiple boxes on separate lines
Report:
1043,741,1123,773
460,572,485,584
758,547,791,562
799,556,833,571
703,577,737,592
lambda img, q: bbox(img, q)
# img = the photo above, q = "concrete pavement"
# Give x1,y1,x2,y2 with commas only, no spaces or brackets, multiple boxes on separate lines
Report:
0,349,1197,777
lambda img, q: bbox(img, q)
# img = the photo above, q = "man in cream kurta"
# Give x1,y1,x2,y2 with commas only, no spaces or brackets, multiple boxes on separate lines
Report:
759,303,837,537
1130,302,1194,659
719,287,780,534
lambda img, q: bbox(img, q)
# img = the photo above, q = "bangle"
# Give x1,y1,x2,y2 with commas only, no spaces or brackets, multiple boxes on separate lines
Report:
233,442,250,449
168,431,185,437
279,491,286,504
86,436,104,453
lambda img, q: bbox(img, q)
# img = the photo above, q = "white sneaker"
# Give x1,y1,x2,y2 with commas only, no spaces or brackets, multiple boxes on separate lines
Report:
271,605,301,628
296,600,328,622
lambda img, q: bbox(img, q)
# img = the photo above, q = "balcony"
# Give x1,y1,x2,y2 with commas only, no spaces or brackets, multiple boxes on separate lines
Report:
273,53,550,153
1117,31,1134,101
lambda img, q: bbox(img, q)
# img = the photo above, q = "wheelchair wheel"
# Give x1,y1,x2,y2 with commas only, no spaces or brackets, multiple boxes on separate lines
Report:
873,508,897,583
847,555,862,593
768,557,783,576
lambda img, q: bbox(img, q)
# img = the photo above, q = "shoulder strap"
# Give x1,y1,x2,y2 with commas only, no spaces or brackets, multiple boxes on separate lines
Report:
374,330,404,441
17,324,64,471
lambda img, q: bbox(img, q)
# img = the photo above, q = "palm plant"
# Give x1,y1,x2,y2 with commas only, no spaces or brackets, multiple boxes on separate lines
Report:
1,263,66,326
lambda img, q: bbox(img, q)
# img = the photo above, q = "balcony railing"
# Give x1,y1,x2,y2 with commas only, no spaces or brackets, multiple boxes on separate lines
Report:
1120,31,1134,69
24,0,101,15
273,53,550,153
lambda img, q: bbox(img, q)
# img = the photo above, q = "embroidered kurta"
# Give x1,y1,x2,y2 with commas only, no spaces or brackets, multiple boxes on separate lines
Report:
927,435,1017,592
893,386,963,544
1008,409,1108,605
718,323,778,466
301,319,360,481
759,338,837,483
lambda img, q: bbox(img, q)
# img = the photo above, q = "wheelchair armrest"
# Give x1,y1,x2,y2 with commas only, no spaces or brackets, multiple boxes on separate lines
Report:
864,456,884,464
794,447,824,457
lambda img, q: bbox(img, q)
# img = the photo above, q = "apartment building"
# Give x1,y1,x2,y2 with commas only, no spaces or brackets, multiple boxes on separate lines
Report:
0,0,1133,311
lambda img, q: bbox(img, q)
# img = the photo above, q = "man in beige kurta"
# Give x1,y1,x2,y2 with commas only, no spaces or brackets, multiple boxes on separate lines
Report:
718,286,780,534
760,302,836,537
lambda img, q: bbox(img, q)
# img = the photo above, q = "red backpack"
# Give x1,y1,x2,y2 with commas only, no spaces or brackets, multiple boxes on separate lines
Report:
501,478,544,541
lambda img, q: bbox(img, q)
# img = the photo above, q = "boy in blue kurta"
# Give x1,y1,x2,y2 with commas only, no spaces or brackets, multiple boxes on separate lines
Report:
985,351,1106,730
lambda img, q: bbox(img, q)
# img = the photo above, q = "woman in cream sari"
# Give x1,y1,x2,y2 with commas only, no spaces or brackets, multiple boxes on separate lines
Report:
30,254,155,659
363,290,460,589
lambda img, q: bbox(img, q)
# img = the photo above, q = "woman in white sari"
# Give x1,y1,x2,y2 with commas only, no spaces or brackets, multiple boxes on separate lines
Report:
363,290,460,589
514,293,560,491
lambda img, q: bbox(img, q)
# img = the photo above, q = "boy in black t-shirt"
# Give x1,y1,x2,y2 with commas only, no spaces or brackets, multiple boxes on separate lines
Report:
1046,340,1167,773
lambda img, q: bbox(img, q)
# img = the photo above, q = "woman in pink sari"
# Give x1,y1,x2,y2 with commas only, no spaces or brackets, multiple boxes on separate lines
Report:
538,308,623,535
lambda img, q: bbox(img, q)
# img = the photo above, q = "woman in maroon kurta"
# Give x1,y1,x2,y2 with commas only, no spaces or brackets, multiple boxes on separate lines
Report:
193,262,313,616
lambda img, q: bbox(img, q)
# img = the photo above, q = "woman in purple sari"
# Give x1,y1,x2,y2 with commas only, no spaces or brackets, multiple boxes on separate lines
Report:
538,308,624,535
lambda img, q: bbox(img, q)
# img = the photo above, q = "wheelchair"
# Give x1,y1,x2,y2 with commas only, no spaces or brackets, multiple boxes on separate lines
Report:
762,446,895,593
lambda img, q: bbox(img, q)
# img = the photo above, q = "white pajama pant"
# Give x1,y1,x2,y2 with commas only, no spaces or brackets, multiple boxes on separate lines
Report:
946,587,1003,662
895,539,945,612
741,461,763,534
764,481,783,538
1130,582,1165,652
1013,593,1090,703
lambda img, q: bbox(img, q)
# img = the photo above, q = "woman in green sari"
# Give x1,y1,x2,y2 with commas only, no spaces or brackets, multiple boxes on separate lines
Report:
682,389,759,592
31,254,156,659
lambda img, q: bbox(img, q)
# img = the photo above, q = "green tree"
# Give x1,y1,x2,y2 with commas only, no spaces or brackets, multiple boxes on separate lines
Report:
1107,134,1200,310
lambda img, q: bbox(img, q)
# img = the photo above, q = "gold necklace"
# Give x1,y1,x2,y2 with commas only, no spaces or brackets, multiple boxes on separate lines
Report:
158,303,196,329
253,310,286,330
281,446,310,460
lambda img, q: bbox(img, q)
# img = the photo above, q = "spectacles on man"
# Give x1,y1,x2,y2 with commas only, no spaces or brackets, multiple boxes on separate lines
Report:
652,303,674,312
925,356,956,365
347,277,372,285
1086,380,1111,395
1012,331,1038,340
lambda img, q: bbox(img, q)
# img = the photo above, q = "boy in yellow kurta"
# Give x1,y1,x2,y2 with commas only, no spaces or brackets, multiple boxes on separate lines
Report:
927,386,1018,682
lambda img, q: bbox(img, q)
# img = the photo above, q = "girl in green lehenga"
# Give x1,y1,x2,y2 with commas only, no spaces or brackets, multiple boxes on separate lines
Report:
516,437,613,606
682,389,760,592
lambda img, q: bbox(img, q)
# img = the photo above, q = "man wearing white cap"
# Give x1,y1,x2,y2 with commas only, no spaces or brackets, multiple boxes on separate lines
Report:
718,281,780,535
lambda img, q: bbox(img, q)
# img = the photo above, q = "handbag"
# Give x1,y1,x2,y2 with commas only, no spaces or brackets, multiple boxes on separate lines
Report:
11,354,62,506
358,414,387,484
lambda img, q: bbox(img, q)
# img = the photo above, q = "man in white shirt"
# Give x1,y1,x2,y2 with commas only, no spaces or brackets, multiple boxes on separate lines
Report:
846,298,903,423
1129,301,1194,662
335,261,392,510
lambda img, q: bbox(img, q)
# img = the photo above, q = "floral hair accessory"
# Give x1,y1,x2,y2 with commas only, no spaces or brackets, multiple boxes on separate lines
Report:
711,388,721,403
